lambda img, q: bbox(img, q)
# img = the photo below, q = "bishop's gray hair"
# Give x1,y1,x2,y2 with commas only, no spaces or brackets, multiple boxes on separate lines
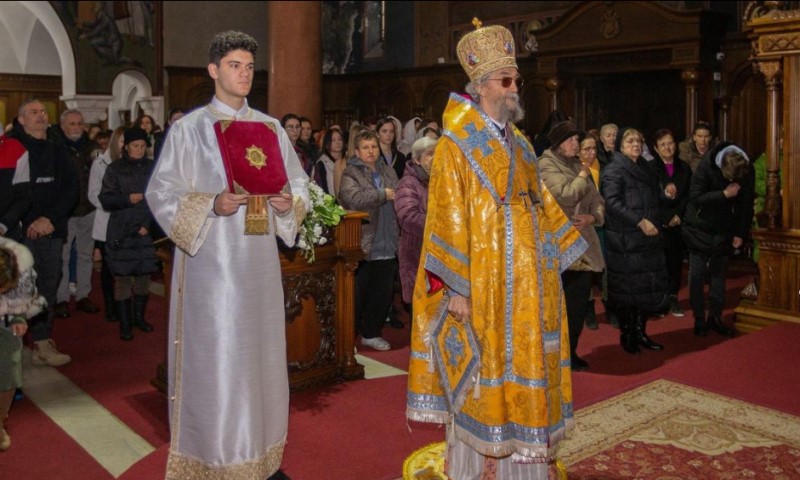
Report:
464,74,491,104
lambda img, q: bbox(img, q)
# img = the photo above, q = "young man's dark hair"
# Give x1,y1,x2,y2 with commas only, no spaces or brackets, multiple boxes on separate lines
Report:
208,31,258,66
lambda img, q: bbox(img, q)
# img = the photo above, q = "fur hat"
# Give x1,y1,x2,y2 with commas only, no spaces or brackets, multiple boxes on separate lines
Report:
457,18,518,82
547,120,579,149
124,127,150,146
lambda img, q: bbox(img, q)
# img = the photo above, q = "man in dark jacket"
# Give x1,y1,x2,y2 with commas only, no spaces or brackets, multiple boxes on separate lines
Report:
53,109,100,318
682,142,754,337
7,99,78,366
0,132,31,241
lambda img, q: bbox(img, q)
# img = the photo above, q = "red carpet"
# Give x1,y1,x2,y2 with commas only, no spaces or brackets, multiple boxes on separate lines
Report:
5,261,800,479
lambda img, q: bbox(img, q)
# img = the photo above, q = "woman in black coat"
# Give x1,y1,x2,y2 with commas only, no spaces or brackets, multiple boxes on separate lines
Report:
601,127,669,354
646,129,692,317
99,128,158,341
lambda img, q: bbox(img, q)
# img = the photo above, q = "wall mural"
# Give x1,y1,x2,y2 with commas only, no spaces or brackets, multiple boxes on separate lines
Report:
322,1,384,74
50,1,157,94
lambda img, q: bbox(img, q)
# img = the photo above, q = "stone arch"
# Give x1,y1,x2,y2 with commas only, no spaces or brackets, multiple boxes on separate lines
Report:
110,70,152,129
13,1,77,96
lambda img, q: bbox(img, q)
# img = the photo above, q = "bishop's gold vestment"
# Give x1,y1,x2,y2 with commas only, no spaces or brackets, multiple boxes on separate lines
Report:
407,93,587,462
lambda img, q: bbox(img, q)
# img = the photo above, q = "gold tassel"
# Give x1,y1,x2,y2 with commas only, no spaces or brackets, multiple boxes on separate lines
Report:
244,195,269,235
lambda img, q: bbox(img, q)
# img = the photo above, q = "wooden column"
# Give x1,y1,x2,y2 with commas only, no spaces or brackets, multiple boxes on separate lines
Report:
267,1,322,125
681,68,700,138
735,6,800,331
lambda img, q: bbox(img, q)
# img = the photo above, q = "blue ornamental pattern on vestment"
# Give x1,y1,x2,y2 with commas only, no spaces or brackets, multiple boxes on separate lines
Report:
444,325,466,369
462,123,496,158
541,231,560,270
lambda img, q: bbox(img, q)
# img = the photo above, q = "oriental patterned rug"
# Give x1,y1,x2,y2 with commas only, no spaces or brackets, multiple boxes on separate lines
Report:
559,379,800,479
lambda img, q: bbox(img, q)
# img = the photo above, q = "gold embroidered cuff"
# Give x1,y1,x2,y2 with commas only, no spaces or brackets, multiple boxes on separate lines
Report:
170,192,216,256
292,194,307,227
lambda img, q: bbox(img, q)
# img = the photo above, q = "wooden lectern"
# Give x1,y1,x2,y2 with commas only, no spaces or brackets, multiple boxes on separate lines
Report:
152,212,367,394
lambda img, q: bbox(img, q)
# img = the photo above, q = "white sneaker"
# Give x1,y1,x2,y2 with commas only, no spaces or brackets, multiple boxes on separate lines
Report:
32,339,72,367
360,336,391,351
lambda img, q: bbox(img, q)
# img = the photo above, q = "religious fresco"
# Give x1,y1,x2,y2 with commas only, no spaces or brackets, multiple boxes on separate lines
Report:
49,1,157,93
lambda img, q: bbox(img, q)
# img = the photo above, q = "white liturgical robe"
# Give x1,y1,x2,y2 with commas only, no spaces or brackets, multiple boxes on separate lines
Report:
146,97,309,479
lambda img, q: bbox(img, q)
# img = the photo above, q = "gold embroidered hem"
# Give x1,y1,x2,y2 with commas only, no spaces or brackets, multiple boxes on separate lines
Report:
291,194,307,228
165,439,285,480
170,192,216,255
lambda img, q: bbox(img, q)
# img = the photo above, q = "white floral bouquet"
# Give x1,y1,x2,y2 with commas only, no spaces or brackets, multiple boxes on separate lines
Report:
297,181,346,263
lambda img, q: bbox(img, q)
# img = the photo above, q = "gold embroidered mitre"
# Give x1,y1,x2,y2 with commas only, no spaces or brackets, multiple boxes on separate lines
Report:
456,18,518,82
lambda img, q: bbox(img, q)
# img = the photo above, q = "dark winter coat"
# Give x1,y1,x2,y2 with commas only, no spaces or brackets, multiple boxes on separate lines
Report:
682,142,755,256
56,128,96,217
644,154,692,250
7,123,78,239
0,135,31,240
98,154,158,277
394,161,429,304
601,152,669,313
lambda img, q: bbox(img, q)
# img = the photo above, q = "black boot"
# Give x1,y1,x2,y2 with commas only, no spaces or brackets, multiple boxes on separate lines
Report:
634,313,664,351
103,291,116,322
707,315,734,337
116,299,133,341
584,299,598,330
693,314,707,336
619,307,640,354
133,295,154,332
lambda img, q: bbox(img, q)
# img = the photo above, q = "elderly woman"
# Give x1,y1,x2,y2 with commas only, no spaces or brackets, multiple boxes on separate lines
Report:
339,130,399,351
539,121,605,371
602,127,669,354
578,133,607,330
646,129,692,317
99,128,159,341
597,123,618,168
394,136,437,314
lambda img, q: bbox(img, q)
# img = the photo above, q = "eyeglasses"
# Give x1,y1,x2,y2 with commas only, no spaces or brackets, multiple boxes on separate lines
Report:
487,75,524,89
285,124,301,131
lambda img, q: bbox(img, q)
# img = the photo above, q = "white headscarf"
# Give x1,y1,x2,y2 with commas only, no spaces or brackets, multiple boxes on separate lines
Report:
398,117,421,156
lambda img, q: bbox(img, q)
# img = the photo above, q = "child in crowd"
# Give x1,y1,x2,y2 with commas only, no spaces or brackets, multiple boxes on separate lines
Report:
1,237,47,451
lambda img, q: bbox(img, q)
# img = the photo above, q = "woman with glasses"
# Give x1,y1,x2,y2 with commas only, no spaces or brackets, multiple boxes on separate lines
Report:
602,127,669,354
538,121,605,371
281,113,312,176
578,133,607,330
646,129,692,318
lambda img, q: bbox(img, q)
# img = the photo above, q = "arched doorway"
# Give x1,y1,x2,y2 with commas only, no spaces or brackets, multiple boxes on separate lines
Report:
110,70,152,129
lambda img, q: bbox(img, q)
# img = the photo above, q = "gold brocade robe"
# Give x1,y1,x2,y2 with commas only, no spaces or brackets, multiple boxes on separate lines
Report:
406,93,587,461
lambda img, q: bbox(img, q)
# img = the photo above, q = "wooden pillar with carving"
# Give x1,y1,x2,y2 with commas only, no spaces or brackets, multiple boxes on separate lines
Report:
734,5,800,331
681,68,700,139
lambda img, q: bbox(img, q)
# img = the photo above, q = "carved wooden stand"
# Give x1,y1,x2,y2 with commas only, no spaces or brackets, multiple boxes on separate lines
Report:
151,212,366,394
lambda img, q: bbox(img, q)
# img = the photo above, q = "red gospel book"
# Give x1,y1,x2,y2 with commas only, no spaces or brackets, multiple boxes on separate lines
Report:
213,120,289,196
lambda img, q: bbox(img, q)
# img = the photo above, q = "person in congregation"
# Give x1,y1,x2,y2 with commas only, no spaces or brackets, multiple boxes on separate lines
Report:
538,120,606,371
597,123,618,168
146,30,308,480
394,136,437,316
7,99,77,367
315,128,344,195
646,128,692,317
338,130,399,352
407,19,586,478
281,113,312,176
135,113,158,159
53,109,100,319
602,127,670,354
88,127,126,322
0,236,46,452
376,116,407,180
99,128,158,341
682,142,754,337
679,121,717,173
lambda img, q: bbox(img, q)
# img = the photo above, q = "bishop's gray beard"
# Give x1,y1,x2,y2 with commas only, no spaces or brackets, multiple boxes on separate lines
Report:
498,93,525,124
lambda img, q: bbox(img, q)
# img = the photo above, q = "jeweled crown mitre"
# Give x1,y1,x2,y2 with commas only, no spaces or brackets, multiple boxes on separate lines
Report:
456,18,518,82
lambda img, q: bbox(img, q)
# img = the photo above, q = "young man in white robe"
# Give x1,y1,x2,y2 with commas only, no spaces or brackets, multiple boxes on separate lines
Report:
146,31,309,480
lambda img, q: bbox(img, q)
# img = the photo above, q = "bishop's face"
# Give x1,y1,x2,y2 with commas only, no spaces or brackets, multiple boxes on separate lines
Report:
208,49,254,105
